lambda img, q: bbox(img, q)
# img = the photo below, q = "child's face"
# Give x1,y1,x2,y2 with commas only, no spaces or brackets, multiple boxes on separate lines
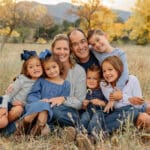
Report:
86,70,100,89
88,34,110,53
44,61,60,79
27,58,43,80
52,40,70,63
102,61,119,85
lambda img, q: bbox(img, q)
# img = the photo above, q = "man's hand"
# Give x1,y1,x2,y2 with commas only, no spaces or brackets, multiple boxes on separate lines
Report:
129,97,144,105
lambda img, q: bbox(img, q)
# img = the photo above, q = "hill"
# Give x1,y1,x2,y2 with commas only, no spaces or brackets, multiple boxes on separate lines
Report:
44,2,131,23
17,1,131,24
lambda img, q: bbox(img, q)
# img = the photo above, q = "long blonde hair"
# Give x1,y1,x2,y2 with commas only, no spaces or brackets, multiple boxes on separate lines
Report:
51,34,76,68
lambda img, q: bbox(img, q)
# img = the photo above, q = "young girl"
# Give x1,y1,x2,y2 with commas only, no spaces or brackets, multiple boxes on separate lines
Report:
19,51,70,136
87,29,129,90
80,65,107,129
0,50,43,129
100,56,150,132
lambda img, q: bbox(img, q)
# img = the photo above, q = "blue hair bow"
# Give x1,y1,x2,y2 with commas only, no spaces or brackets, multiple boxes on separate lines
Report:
21,50,37,61
39,49,52,60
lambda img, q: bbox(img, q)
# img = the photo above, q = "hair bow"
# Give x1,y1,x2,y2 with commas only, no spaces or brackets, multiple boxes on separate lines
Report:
39,49,52,60
21,50,37,61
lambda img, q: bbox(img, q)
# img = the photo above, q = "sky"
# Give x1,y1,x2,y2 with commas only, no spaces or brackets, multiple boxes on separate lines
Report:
17,0,136,11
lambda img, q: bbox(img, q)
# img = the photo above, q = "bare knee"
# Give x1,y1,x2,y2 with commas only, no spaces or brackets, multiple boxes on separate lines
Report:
0,116,8,128
146,103,150,115
136,113,150,128
24,113,38,123
8,106,24,122
37,111,48,124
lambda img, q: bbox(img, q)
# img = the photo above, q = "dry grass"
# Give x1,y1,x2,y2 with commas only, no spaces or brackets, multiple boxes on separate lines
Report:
0,43,150,150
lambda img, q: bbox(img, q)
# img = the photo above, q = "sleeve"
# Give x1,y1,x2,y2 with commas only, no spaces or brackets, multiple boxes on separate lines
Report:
6,75,24,102
0,95,9,109
27,79,42,104
120,75,142,105
64,67,87,110
62,80,70,97
0,75,25,108
116,51,129,90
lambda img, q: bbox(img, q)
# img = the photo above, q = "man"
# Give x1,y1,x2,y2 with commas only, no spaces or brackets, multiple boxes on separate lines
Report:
67,28,99,72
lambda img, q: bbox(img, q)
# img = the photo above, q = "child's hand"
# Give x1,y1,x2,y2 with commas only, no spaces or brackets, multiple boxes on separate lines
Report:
5,83,14,94
40,98,49,103
110,89,122,101
49,97,65,107
104,101,115,113
0,108,8,117
129,97,144,105
91,99,106,107
12,100,24,106
82,100,89,109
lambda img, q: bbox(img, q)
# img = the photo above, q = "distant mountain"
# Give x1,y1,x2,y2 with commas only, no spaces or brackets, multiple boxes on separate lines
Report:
45,2,78,23
18,1,131,24
45,2,131,24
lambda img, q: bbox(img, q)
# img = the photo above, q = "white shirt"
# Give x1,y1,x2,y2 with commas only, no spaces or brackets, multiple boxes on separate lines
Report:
100,75,142,109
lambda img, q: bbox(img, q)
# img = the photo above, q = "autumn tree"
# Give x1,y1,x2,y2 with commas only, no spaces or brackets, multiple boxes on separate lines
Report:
0,0,53,51
70,0,117,37
125,0,150,44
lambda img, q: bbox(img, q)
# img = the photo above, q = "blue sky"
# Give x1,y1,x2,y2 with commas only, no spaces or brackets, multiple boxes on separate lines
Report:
17,0,136,11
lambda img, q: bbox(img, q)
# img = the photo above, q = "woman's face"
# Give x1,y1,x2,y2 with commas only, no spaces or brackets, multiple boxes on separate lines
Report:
52,40,70,63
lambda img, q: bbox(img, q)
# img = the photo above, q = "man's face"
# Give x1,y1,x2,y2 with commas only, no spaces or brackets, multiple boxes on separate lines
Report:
69,30,90,63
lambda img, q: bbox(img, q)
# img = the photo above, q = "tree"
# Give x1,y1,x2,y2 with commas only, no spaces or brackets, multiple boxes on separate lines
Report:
70,0,117,34
125,0,150,44
0,0,53,51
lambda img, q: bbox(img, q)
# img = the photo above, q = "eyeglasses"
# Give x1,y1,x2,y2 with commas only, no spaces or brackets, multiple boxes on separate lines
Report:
71,39,87,48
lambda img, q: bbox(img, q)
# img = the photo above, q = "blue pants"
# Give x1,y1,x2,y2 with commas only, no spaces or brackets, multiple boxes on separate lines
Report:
88,105,139,135
50,104,80,128
80,105,104,129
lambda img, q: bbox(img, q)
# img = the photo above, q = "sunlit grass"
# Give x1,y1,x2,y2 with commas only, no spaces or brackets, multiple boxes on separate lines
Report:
0,43,150,149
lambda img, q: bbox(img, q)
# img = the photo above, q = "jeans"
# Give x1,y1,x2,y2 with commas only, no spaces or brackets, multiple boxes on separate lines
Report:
88,105,139,135
0,122,16,136
50,104,80,128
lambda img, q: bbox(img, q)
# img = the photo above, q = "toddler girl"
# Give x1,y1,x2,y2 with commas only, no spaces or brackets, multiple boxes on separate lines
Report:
0,50,43,129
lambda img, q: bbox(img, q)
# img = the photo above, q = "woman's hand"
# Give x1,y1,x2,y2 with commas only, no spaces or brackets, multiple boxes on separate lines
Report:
0,108,8,117
91,99,106,107
129,97,144,105
82,100,89,109
104,101,115,113
5,83,14,94
12,100,24,106
49,97,65,107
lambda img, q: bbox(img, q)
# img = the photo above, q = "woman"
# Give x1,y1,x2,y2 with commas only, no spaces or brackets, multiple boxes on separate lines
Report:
49,34,87,127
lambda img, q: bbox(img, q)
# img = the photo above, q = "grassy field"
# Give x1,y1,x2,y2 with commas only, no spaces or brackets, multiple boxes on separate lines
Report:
0,43,150,150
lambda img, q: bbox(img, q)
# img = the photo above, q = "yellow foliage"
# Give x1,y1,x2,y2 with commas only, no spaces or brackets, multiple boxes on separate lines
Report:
0,27,20,37
125,0,150,44
36,38,47,44
71,0,117,39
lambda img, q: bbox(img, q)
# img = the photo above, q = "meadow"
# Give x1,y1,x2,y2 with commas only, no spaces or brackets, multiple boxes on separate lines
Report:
0,43,150,150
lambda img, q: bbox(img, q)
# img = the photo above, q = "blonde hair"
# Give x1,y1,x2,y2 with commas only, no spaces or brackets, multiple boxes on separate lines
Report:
51,34,76,68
